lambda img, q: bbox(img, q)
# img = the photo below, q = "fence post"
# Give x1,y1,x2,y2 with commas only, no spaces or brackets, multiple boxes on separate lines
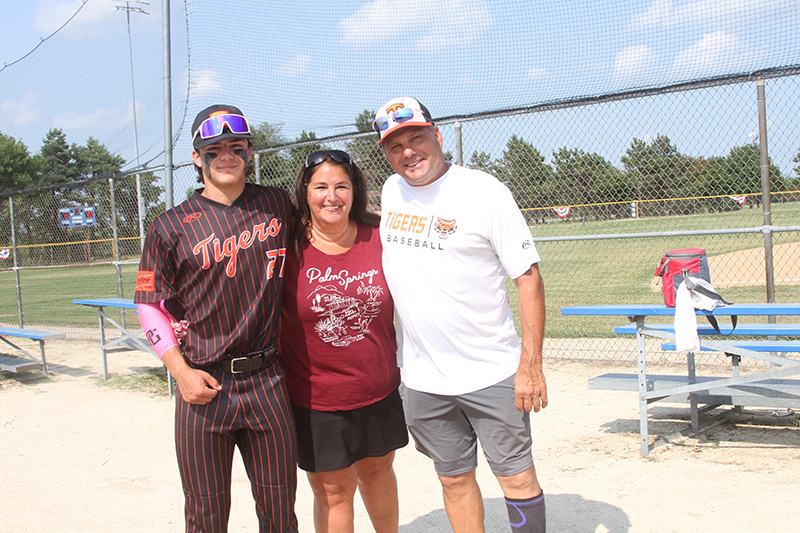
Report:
136,172,145,251
109,178,126,328
757,77,775,305
163,0,174,210
255,152,261,185
9,196,23,328
455,121,463,166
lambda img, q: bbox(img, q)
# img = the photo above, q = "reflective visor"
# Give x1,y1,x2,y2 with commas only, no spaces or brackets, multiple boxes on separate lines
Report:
193,114,251,141
372,107,417,133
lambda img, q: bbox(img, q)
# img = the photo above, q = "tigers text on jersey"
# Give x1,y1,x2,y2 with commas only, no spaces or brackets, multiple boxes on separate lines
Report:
134,183,292,366
380,164,541,396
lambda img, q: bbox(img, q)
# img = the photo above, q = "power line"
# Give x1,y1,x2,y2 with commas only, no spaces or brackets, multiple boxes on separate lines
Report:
0,0,90,74
115,1,150,250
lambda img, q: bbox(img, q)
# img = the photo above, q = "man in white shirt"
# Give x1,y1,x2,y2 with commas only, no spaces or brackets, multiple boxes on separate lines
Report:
374,97,548,533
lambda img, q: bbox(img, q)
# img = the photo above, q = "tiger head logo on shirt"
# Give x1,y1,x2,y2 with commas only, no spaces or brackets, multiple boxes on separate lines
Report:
434,217,457,239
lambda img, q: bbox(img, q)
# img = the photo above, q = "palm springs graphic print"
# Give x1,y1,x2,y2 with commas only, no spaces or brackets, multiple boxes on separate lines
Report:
305,267,383,347
278,224,399,411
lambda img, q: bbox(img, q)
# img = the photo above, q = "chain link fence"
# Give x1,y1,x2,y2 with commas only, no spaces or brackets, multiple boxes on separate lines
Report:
2,75,799,366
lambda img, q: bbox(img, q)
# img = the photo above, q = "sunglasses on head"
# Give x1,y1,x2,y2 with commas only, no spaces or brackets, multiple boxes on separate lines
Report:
305,150,352,168
192,114,251,141
372,107,419,133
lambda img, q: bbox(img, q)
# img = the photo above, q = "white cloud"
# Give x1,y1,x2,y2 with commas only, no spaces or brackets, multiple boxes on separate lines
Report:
53,106,129,130
126,99,147,126
33,0,87,33
612,45,659,86
33,0,157,41
190,69,226,98
669,31,756,78
628,0,793,31
0,93,43,127
525,67,548,82
273,55,312,78
340,0,492,52
50,100,146,132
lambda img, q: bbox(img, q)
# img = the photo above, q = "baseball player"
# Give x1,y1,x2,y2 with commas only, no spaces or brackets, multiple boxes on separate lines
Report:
134,104,298,532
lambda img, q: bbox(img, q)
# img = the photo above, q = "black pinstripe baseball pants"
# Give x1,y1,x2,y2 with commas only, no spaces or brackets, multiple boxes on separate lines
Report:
174,363,298,532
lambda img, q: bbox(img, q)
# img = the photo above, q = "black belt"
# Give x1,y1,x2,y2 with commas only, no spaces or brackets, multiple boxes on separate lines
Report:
212,346,279,374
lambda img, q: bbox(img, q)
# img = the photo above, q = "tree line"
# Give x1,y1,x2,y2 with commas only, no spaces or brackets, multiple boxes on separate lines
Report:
470,133,795,221
1,128,163,263
2,113,799,264
247,113,798,222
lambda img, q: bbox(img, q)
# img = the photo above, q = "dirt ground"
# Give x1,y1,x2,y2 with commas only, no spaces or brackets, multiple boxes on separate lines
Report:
1,339,798,532
708,242,800,288
650,241,800,292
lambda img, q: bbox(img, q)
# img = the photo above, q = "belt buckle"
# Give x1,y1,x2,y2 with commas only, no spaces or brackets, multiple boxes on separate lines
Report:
230,356,249,374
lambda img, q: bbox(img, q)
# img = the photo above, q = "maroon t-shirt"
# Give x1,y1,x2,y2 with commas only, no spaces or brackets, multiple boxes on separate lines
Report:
279,223,399,411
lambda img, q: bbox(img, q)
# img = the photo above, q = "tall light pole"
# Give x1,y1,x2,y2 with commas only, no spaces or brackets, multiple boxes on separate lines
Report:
163,0,173,210
116,1,149,250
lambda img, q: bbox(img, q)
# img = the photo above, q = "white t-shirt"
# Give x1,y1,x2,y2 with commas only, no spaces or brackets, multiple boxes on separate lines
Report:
380,164,541,395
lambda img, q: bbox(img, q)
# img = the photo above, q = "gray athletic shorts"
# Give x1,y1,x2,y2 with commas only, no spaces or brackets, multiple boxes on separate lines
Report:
400,374,533,478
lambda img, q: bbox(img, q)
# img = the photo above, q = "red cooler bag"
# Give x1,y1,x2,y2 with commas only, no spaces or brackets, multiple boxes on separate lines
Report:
655,248,710,307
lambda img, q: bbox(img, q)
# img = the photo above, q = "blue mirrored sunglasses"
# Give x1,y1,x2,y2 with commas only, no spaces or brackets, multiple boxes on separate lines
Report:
193,114,251,141
372,108,417,133
305,150,352,168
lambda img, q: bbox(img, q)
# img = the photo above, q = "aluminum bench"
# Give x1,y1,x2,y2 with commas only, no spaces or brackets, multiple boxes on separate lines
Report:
0,327,66,375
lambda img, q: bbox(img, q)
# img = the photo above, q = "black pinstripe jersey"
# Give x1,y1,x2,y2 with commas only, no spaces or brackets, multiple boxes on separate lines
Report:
134,183,291,366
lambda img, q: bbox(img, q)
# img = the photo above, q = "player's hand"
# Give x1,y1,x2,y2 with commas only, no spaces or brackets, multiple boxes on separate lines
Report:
513,367,548,413
161,347,221,404
170,320,190,342
174,368,222,404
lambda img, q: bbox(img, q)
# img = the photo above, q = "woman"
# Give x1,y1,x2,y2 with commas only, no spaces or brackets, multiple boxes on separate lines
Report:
279,150,408,533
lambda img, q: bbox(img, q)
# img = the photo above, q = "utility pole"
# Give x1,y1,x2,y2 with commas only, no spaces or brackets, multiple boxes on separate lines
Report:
115,1,149,250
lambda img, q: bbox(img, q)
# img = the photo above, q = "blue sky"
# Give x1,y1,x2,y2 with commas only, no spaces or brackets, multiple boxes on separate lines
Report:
1,0,799,188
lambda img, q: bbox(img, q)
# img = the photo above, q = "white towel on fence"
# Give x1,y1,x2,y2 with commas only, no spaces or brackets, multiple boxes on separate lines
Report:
674,281,701,351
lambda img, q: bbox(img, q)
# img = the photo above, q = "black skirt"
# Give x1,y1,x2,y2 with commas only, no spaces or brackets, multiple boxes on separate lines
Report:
291,386,409,472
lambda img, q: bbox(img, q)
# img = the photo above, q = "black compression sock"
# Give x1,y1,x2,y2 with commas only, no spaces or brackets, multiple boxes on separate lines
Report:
505,492,546,533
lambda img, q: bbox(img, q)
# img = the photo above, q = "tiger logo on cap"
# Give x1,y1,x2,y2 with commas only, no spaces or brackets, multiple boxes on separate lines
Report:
385,103,405,114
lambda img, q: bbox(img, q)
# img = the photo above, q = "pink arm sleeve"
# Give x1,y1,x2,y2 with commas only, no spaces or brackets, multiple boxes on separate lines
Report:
137,302,180,359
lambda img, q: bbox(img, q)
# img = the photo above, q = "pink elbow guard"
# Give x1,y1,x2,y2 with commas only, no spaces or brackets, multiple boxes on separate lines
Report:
137,302,180,359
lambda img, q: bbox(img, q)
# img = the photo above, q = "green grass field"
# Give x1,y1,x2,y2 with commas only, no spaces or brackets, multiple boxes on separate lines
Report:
519,202,800,337
0,263,140,329
2,203,799,338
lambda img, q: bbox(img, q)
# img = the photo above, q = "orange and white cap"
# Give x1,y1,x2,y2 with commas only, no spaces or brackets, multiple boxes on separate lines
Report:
372,97,434,144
